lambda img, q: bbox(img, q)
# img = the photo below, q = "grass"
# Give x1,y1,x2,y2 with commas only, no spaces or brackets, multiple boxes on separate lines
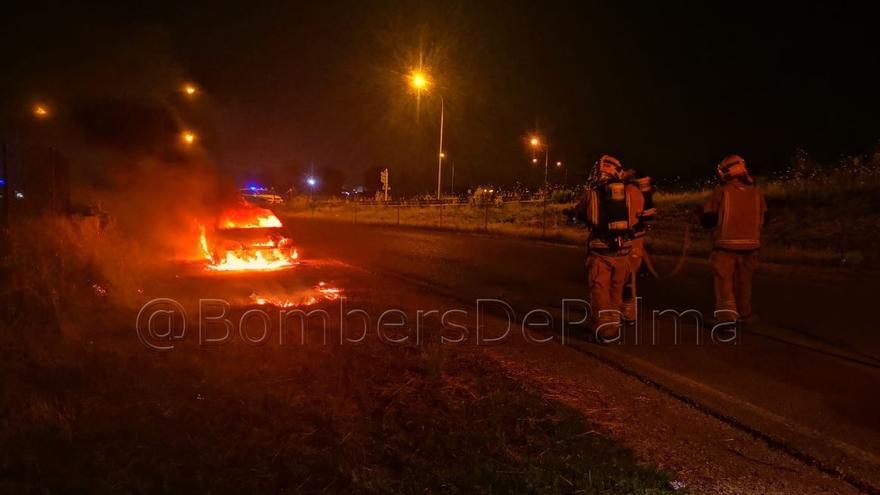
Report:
0,216,679,493
0,309,678,493
283,174,880,268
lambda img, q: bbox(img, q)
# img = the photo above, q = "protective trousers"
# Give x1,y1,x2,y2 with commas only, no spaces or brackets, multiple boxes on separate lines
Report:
587,251,631,337
711,249,758,322
621,251,643,323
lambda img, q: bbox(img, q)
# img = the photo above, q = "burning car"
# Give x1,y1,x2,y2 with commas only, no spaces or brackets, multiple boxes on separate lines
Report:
199,202,298,271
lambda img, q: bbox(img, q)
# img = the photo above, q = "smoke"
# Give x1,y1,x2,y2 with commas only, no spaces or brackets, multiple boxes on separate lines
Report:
64,96,240,261
0,14,250,261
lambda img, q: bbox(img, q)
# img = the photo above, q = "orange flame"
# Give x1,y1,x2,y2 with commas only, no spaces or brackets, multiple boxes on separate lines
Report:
206,244,298,272
218,206,282,229
250,282,342,307
199,203,298,272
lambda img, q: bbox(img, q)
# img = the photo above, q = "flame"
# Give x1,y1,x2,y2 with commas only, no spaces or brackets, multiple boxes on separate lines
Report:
218,205,282,229
199,225,211,259
207,246,298,272
250,282,342,308
199,203,298,272
316,281,341,300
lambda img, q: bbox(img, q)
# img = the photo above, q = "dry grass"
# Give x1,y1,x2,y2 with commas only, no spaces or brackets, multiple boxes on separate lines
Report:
285,174,880,268
0,216,678,493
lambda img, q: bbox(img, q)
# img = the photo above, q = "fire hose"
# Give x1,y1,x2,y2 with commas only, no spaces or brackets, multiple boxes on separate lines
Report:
641,224,692,280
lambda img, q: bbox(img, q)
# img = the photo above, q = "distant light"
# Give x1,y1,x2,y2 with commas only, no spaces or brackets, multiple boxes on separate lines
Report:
529,136,540,147
306,177,317,187
181,131,196,145
15,191,24,199
556,161,563,167
439,152,446,159
531,158,538,164
183,84,197,95
32,104,49,118
408,70,430,92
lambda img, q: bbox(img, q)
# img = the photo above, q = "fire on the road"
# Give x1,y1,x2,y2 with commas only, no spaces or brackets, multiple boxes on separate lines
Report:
250,282,342,307
199,204,299,272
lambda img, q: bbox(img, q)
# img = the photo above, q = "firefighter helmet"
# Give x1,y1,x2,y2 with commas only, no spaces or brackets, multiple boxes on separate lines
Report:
717,155,751,182
591,155,623,184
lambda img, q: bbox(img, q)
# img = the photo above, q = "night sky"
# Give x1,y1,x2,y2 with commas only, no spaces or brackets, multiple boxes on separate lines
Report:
3,1,879,193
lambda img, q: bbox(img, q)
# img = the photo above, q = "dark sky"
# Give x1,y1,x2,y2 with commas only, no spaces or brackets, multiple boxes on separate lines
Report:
3,1,880,193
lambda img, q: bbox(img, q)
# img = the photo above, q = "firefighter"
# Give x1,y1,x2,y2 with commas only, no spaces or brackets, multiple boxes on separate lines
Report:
620,169,656,325
701,155,768,324
574,155,645,342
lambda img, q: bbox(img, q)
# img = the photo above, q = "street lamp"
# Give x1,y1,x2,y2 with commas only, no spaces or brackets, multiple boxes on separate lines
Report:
407,68,445,200
529,133,553,237
529,134,550,187
183,83,198,96
409,71,429,91
556,161,567,185
32,103,50,119
181,131,196,145
306,176,318,200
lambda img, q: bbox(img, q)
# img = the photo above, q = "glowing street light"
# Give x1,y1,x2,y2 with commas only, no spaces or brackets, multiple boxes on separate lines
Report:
183,83,198,96
406,67,445,200
181,131,197,145
556,161,563,167
408,70,430,92
32,103,50,119
528,132,552,238
306,177,317,187
439,152,446,159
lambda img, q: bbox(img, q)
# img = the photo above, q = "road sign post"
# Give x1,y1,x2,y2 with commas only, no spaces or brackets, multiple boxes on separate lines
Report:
380,168,390,202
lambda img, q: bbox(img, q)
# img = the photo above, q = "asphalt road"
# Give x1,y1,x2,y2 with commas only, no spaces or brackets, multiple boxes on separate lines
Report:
280,216,880,492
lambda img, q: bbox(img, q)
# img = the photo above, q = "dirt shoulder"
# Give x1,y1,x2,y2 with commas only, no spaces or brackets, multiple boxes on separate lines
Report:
482,330,862,495
353,263,867,494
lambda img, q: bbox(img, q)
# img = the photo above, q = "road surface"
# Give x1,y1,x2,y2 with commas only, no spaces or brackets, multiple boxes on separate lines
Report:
278,216,880,493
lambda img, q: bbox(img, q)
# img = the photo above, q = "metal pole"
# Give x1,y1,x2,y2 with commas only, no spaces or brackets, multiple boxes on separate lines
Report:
450,160,455,195
544,145,549,186
542,145,549,238
436,96,444,200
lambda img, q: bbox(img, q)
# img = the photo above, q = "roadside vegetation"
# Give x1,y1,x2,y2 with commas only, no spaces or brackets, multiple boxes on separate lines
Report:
0,216,678,493
284,150,880,268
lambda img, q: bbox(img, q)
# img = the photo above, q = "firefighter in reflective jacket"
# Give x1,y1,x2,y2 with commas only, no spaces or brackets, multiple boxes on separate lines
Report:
574,155,645,341
701,155,768,323
620,169,656,325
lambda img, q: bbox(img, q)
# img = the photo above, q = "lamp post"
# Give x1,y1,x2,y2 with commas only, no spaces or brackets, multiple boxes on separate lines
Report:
437,97,444,200
530,135,551,237
529,135,550,191
408,69,445,200
556,160,566,185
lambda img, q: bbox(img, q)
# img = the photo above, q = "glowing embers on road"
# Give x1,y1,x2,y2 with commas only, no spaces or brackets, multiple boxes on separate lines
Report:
250,282,342,308
200,203,299,272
